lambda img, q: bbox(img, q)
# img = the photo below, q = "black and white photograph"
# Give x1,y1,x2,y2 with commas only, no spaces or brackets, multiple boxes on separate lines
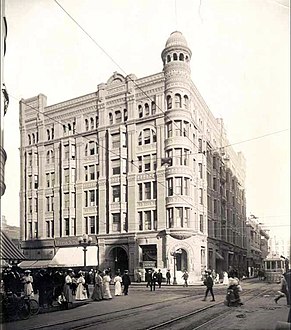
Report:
0,0,290,329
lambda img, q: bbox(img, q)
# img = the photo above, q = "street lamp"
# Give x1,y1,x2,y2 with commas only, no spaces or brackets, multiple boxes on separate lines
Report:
78,234,92,269
170,248,182,285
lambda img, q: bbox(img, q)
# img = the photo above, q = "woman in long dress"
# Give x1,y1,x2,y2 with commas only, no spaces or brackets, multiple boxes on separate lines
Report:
63,269,73,306
91,270,103,301
103,270,112,299
23,270,34,297
75,272,88,300
114,273,122,296
223,271,229,285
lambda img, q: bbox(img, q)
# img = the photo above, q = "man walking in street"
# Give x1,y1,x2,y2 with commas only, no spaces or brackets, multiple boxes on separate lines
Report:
156,269,163,288
121,270,131,295
166,269,171,285
202,271,215,302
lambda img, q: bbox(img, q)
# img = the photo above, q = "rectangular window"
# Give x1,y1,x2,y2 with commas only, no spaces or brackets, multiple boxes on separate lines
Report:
112,213,121,232
213,178,217,191
112,185,120,202
112,159,120,175
152,154,157,170
71,145,76,160
71,218,76,236
185,208,190,228
153,210,157,230
144,155,151,172
84,166,88,181
167,122,173,138
175,120,182,136
51,196,54,211
46,221,50,238
199,214,204,233
144,129,150,144
46,196,50,211
51,172,55,187
46,173,50,187
64,168,69,183
144,211,151,230
198,139,202,153
199,188,203,205
90,216,95,234
198,163,203,179
34,198,38,212
139,212,143,231
176,207,183,227
167,178,173,196
34,175,38,189
28,153,32,166
89,165,95,180
85,191,88,207
64,145,69,159
175,177,182,195
153,182,157,199
90,190,95,206
71,168,76,183
138,156,142,173
51,220,54,237
28,175,32,190
112,134,120,149
175,148,182,165
167,208,173,228
214,199,217,214
28,222,32,239
64,218,69,236
144,182,151,199
138,183,142,200
64,193,69,208
184,178,189,195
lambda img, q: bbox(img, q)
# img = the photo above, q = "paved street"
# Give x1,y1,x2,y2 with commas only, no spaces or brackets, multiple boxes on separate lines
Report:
1,279,290,330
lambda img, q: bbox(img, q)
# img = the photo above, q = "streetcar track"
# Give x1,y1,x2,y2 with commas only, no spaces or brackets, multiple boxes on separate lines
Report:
143,285,271,330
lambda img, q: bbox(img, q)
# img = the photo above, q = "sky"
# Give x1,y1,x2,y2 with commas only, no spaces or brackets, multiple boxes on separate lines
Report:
1,0,290,240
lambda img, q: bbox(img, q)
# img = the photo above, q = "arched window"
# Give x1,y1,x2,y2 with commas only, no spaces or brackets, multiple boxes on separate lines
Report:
179,53,184,61
145,103,149,116
68,123,72,131
124,109,128,121
167,55,171,63
47,129,50,140
85,119,89,131
151,102,156,115
144,129,150,144
95,116,99,128
167,95,172,110
46,151,50,164
28,135,31,145
115,111,121,123
109,113,113,125
175,94,182,108
32,133,35,144
184,95,189,109
138,105,143,118
90,118,94,130
63,125,66,134
51,128,54,139
173,53,178,61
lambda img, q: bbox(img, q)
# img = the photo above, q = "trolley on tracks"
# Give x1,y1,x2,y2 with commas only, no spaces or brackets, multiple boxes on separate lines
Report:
263,257,285,283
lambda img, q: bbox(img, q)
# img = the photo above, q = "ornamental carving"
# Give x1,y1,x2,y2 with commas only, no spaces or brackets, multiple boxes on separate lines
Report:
169,232,193,240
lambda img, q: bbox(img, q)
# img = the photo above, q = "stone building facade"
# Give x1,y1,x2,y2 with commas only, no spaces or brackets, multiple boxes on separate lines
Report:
19,32,247,282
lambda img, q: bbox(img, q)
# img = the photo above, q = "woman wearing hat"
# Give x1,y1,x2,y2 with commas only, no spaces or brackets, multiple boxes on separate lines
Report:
75,271,88,300
23,270,34,297
63,269,73,308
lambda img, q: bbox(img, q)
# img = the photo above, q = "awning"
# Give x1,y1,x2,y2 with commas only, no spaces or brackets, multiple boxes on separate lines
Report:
18,260,38,269
49,246,98,268
0,231,25,261
215,252,224,260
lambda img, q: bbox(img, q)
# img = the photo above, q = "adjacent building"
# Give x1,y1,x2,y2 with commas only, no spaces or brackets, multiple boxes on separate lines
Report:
19,31,247,282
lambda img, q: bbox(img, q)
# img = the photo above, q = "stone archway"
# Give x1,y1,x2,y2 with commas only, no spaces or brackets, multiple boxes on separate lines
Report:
110,246,129,275
176,249,188,271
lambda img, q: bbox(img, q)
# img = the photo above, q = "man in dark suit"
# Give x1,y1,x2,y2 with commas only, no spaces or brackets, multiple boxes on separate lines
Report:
156,269,163,288
121,270,131,295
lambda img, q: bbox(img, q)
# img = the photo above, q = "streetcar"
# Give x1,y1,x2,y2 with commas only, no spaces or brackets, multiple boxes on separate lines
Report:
263,257,285,283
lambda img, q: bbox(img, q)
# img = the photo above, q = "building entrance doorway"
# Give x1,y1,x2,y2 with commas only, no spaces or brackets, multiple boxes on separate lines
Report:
176,249,188,271
111,247,128,275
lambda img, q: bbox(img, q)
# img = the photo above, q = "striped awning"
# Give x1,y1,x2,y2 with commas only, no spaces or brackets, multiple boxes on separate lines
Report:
0,231,25,261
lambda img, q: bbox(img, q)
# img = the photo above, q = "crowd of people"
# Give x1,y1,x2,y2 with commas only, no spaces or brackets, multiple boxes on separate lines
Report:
1,266,132,309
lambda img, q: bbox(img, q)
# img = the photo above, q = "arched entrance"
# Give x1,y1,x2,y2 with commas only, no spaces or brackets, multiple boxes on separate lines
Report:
176,249,188,271
111,247,128,275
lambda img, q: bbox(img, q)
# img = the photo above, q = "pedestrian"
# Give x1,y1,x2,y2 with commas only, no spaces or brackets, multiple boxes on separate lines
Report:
91,270,103,301
223,271,229,285
75,271,88,300
150,270,157,291
166,269,171,285
103,270,112,299
274,274,289,305
146,270,151,288
23,270,34,297
114,272,123,296
202,271,215,301
122,270,131,295
63,269,73,308
35,269,46,307
182,270,189,287
156,269,163,288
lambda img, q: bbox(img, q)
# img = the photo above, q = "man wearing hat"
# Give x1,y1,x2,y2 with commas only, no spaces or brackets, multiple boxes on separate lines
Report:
121,270,131,295
202,271,215,302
